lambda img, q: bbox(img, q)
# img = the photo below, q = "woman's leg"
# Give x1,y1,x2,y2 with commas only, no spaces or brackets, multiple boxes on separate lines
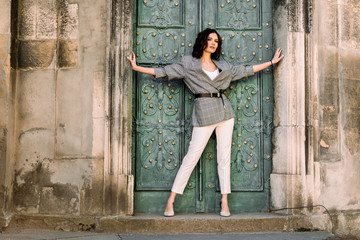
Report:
165,124,215,213
215,118,234,213
221,193,229,213
164,191,177,213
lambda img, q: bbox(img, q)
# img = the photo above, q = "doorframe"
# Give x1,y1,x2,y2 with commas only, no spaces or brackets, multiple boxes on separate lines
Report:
103,0,317,216
103,0,135,216
270,0,317,213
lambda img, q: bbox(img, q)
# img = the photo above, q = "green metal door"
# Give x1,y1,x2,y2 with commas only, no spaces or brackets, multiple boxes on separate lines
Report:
133,0,273,213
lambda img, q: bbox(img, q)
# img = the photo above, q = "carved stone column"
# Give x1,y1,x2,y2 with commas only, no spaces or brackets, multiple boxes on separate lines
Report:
0,0,15,227
103,0,134,216
271,0,315,213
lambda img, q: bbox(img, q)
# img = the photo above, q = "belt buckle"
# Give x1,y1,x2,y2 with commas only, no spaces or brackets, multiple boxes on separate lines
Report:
217,92,220,97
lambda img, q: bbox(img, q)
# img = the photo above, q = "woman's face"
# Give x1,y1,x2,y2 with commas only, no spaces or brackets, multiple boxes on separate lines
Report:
204,32,219,54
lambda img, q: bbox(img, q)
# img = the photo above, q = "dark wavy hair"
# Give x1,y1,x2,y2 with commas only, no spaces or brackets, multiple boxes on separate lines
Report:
192,28,222,60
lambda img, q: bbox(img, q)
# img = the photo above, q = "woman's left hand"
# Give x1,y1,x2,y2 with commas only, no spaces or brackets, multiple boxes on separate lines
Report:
272,48,284,64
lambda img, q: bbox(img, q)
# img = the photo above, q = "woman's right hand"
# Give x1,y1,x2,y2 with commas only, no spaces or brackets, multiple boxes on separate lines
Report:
127,52,137,69
126,51,156,76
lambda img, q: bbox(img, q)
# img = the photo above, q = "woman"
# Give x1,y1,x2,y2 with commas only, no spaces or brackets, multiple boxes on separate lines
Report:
128,28,284,217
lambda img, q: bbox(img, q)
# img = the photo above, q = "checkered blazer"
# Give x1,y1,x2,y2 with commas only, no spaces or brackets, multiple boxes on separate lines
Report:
154,56,254,127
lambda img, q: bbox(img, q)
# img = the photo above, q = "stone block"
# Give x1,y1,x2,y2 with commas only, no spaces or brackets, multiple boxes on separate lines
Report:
318,47,338,78
13,158,51,214
36,0,57,39
49,159,92,187
319,159,360,211
0,129,8,215
339,48,360,81
319,77,339,130
339,0,360,7
0,0,10,34
19,0,37,39
353,7,360,49
13,181,40,213
270,174,309,213
273,32,305,127
270,174,287,209
339,5,351,45
80,159,104,215
18,40,56,69
318,2,338,47
92,71,105,119
38,158,103,215
343,108,360,131
55,69,92,158
16,129,54,177
272,126,306,174
6,214,95,232
58,39,78,68
343,78,360,109
16,69,55,131
92,118,104,158
39,184,79,215
0,30,10,127
344,109,360,155
59,1,78,39
0,34,10,66
334,212,360,239
272,127,290,174
0,128,7,175
14,156,54,214
321,106,338,129
0,98,7,128
319,77,339,108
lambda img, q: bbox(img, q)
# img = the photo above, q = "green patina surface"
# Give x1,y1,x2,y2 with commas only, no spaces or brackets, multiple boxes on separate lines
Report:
133,0,273,213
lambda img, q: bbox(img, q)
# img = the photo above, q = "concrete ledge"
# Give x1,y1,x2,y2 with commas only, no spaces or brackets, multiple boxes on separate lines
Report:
5,214,96,232
2,213,326,234
2,211,359,238
98,213,292,234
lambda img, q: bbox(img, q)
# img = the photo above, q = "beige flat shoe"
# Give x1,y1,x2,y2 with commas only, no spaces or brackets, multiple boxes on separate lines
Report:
220,211,231,217
220,200,231,217
164,210,174,217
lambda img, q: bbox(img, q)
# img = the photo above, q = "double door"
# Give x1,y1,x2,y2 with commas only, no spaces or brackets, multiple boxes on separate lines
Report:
133,0,273,213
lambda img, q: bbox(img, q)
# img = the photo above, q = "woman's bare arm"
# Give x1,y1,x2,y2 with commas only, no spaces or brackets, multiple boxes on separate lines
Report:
127,52,156,76
252,48,284,73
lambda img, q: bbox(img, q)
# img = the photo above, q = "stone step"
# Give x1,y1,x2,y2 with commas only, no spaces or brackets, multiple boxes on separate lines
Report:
5,213,331,234
98,213,330,234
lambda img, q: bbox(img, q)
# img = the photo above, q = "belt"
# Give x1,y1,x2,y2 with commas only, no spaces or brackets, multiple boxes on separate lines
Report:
195,90,224,98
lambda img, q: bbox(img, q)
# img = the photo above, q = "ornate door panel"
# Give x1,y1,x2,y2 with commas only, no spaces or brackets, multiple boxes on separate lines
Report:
133,0,198,213
201,0,273,213
133,0,273,213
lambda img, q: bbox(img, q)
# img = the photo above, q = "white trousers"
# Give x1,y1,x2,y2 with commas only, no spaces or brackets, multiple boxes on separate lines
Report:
171,118,234,194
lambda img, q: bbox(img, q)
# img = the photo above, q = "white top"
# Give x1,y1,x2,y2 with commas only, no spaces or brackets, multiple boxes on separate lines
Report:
202,68,220,81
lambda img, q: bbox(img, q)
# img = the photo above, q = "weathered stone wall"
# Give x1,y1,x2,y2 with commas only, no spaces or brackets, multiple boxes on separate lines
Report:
0,0,359,238
11,0,108,216
0,0,14,225
272,0,360,238
315,0,360,215
271,0,310,212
